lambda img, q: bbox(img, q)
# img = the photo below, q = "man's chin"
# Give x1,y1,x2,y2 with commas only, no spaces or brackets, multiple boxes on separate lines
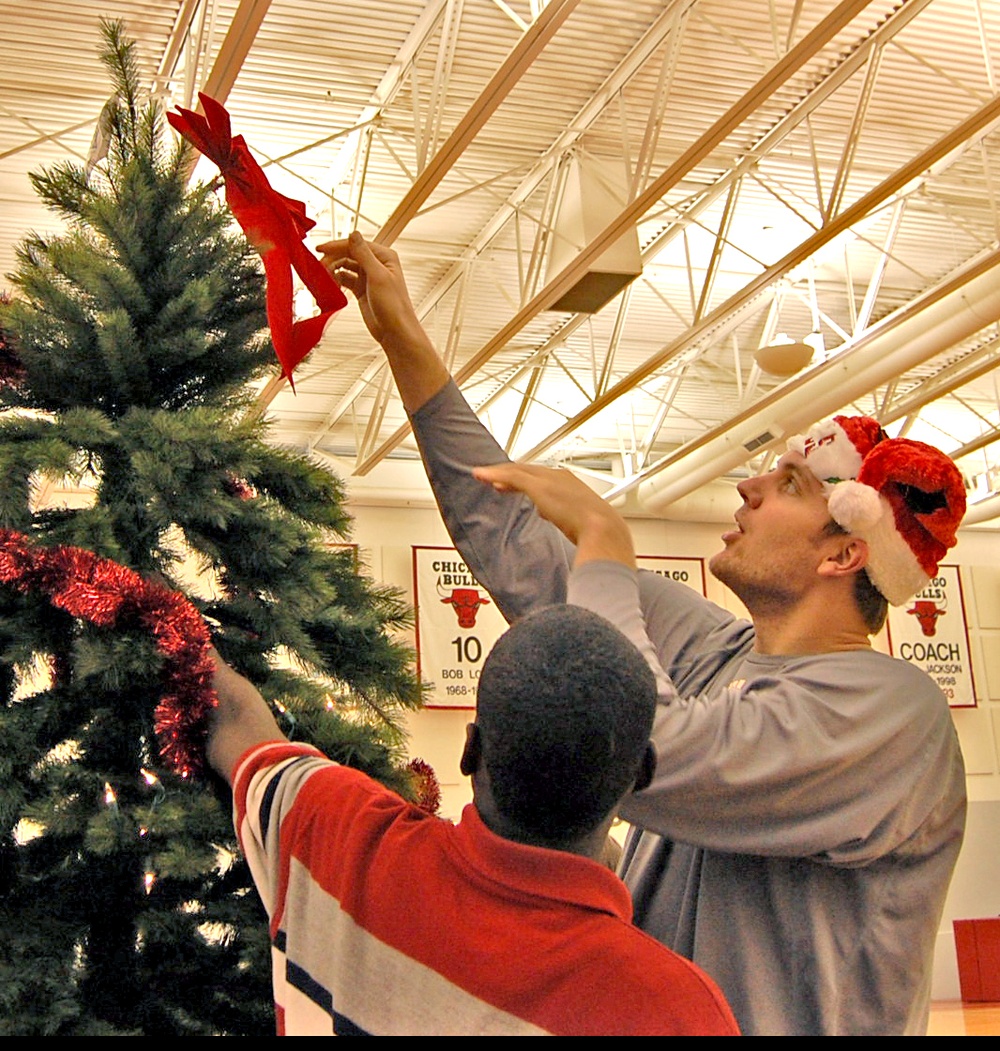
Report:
707,549,728,584
708,551,750,603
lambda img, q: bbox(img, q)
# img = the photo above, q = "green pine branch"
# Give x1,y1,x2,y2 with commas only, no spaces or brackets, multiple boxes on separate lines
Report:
0,18,426,1035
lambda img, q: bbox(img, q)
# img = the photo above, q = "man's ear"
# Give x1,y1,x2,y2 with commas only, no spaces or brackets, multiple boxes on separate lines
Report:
633,743,656,792
459,722,481,777
819,535,869,579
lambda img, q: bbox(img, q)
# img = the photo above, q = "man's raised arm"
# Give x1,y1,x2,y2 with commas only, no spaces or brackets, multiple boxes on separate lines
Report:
318,232,449,414
470,462,634,570
470,462,670,697
318,233,574,622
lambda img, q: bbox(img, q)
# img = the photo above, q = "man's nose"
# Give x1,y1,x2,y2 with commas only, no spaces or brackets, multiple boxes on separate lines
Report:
736,474,763,507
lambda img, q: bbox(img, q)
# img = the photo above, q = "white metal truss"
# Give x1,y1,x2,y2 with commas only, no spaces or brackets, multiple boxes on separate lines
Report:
3,0,1000,513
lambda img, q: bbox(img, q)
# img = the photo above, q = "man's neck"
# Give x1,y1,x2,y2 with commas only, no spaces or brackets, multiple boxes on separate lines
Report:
752,620,873,655
749,592,873,656
472,792,613,863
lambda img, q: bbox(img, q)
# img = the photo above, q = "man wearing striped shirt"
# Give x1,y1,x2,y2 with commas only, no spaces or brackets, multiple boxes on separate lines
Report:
206,483,739,1036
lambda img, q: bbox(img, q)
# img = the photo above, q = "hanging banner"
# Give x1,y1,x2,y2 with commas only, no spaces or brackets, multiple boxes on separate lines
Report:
414,548,709,707
885,564,976,708
413,547,508,709
636,556,707,596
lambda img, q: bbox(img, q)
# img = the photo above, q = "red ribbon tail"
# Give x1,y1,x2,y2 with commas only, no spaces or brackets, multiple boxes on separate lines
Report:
291,241,349,314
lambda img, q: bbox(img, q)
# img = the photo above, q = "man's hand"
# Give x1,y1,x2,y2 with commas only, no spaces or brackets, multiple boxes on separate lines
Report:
207,649,286,785
316,232,417,348
473,462,636,569
317,232,449,412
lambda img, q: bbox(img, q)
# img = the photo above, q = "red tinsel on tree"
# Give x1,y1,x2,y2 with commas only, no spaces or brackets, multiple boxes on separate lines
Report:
0,529,216,778
406,757,442,816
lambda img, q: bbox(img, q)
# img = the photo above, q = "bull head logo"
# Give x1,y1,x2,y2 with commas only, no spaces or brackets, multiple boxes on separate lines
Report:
440,586,490,628
907,598,946,637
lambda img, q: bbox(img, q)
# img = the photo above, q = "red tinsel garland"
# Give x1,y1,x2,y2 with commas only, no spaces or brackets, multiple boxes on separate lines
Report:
0,529,216,778
406,757,442,816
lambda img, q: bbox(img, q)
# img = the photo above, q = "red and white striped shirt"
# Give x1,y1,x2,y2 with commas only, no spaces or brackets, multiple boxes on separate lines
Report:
233,740,739,1036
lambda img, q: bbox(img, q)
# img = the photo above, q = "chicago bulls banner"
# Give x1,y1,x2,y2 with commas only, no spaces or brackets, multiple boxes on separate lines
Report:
635,556,707,597
413,547,708,708
885,564,977,709
412,547,509,708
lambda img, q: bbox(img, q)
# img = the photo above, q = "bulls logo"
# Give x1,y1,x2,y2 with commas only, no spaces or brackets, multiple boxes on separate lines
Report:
440,587,491,628
907,599,946,637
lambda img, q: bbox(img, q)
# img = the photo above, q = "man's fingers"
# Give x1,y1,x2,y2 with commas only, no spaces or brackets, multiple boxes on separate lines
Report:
472,463,531,491
316,234,380,271
318,232,401,285
319,254,355,274
473,463,601,546
336,271,363,297
318,256,363,297
474,462,566,483
316,237,350,256
346,230,403,270
474,462,580,501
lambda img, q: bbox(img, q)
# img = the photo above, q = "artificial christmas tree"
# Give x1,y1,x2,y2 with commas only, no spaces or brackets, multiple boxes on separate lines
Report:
0,21,425,1035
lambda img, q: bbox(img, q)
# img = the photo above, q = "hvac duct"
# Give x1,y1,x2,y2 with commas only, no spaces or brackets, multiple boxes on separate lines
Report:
961,492,1000,526
545,156,642,314
639,248,1000,516
653,479,743,522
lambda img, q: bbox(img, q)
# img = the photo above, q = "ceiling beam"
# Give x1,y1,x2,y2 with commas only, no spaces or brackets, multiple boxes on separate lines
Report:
516,90,1000,466
416,0,921,434
354,0,880,473
154,0,204,88
624,243,1000,509
307,0,875,455
255,0,580,413
175,0,273,184
881,333,1000,427
950,422,1000,461
200,0,272,104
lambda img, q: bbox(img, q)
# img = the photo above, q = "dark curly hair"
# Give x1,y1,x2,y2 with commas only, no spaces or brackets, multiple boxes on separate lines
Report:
475,604,657,842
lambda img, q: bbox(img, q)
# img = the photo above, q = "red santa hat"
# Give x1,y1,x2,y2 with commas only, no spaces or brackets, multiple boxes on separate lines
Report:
786,415,966,605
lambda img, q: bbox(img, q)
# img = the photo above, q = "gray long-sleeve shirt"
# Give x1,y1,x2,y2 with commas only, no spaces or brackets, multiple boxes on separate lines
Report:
411,381,966,1035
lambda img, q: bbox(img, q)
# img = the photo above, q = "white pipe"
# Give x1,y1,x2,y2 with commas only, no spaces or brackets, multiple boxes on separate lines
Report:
961,492,1000,526
639,249,1000,515
654,479,743,522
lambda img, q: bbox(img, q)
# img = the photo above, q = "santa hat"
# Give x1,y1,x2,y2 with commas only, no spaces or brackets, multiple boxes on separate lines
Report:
786,415,966,605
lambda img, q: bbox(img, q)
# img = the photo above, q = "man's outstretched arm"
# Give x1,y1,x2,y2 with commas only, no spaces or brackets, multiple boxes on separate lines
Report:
206,651,287,785
471,461,672,697
318,232,449,414
471,461,634,570
318,233,575,621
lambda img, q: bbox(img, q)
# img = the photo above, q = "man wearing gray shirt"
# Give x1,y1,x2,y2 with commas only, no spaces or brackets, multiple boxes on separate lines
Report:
318,232,967,1036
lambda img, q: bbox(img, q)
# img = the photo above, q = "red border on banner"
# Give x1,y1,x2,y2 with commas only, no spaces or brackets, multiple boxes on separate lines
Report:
635,555,708,597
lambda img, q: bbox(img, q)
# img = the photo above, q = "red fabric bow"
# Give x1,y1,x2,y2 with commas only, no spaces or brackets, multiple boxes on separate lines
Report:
167,93,347,387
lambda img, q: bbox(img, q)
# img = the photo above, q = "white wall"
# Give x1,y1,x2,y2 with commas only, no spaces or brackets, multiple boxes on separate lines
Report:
342,464,1000,1000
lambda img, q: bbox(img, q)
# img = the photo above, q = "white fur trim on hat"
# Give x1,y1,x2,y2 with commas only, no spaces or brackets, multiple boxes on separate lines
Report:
826,479,883,533
788,416,965,606
856,494,934,606
827,477,929,604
